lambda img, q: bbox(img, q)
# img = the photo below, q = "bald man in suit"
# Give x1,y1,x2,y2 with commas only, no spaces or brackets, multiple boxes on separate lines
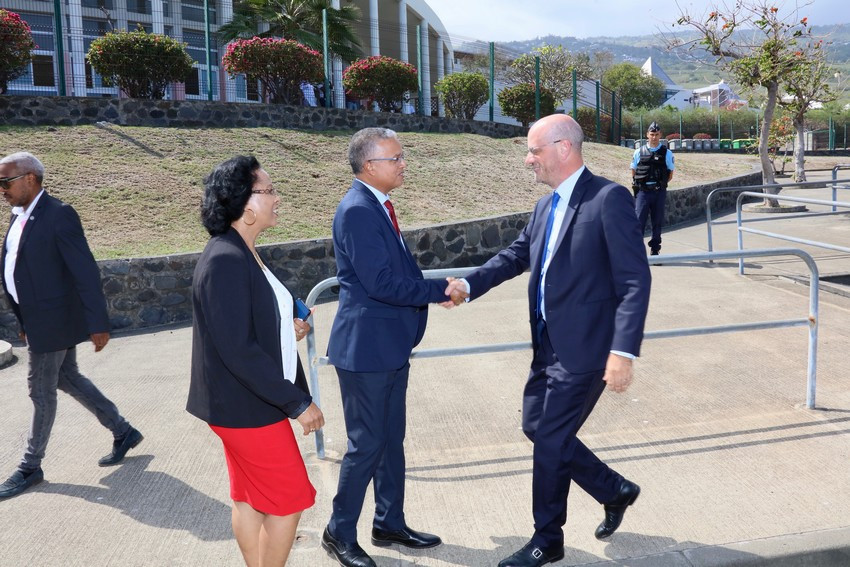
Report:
450,115,651,567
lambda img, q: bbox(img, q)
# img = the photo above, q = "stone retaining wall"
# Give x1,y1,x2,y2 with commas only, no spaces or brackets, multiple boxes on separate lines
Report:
0,171,762,343
0,95,525,138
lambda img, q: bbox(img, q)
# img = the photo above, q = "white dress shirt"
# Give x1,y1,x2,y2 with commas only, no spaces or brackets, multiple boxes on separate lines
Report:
4,189,44,304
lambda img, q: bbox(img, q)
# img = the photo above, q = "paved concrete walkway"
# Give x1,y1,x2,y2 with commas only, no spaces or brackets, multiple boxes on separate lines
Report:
1,174,850,566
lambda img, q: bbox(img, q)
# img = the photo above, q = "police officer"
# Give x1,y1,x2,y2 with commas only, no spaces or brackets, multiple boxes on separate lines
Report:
631,122,674,256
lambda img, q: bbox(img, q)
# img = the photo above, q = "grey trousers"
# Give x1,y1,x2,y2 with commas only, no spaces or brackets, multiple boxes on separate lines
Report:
21,346,130,472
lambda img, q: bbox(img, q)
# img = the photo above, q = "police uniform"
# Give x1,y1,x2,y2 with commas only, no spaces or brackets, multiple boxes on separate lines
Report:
631,124,674,255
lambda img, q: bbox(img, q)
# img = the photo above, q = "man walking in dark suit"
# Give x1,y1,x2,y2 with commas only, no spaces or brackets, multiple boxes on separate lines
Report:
449,114,652,567
321,128,453,567
0,152,142,500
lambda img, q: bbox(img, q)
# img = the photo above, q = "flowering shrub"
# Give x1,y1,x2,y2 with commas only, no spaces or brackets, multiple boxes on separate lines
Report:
0,10,36,94
87,29,193,99
497,83,555,128
222,37,323,105
343,56,418,112
665,133,681,141
434,72,489,120
693,132,712,139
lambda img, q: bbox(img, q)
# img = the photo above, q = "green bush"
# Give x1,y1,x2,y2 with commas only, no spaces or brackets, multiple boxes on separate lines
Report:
0,10,36,94
87,29,194,99
497,83,555,128
222,37,323,105
434,72,489,120
343,56,418,112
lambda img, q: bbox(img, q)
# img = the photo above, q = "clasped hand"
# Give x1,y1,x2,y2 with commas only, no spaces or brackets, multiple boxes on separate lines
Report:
439,277,469,308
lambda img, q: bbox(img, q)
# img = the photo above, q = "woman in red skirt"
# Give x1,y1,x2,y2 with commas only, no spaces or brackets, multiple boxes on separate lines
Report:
188,155,324,566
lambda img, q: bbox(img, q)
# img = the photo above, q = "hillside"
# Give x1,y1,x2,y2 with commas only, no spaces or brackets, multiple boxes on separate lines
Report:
499,24,850,90
0,124,773,259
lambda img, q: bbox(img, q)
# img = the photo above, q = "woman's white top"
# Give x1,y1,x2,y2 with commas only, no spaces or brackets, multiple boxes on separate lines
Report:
260,264,297,384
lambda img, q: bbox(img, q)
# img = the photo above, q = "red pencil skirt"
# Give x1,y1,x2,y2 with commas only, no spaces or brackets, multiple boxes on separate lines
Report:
209,419,316,516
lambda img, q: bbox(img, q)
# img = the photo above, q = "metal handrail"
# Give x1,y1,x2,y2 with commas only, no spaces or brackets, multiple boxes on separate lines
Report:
734,192,850,275
705,178,850,253
833,166,850,212
304,248,819,458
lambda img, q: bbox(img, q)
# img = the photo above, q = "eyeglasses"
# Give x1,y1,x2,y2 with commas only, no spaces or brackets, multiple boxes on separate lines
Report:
527,139,565,156
0,174,27,189
368,153,405,164
252,187,277,196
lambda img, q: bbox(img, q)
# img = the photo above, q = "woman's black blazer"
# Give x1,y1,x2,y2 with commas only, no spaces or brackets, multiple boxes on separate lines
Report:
187,228,311,428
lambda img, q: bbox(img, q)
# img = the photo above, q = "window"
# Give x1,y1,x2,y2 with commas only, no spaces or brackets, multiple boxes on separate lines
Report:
185,66,218,99
32,55,56,87
185,68,200,96
183,29,218,63
127,22,153,33
182,0,216,24
19,13,54,52
81,0,114,9
128,0,152,15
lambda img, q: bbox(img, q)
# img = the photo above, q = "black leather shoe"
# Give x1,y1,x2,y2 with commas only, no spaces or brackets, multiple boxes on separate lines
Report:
371,525,442,549
0,468,44,499
98,427,143,466
498,541,564,567
595,479,641,540
321,527,376,567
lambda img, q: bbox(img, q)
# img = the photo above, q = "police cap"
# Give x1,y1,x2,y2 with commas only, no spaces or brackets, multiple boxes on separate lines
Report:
647,121,661,133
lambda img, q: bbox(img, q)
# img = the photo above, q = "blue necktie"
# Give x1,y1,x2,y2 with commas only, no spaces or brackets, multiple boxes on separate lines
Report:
537,191,561,320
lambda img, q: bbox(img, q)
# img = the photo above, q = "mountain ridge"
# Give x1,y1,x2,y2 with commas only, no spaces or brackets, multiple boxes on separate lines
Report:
494,24,850,90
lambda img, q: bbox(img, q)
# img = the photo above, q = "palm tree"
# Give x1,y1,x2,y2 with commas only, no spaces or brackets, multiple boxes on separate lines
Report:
218,0,362,63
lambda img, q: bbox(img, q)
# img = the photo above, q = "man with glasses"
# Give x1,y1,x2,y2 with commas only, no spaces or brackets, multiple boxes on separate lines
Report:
0,152,142,500
321,128,454,567
448,115,651,567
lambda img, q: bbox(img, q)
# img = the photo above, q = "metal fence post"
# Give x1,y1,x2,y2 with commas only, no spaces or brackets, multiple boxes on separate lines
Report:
488,42,494,122
52,0,66,96
534,56,540,121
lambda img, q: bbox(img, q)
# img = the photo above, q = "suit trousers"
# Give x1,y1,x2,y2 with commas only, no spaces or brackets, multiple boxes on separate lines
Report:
635,187,666,252
21,346,130,472
524,324,623,549
328,364,409,543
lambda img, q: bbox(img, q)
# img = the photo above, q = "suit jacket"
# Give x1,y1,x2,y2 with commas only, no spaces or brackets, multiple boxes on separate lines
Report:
465,168,651,374
1,192,109,354
327,180,448,373
187,228,311,428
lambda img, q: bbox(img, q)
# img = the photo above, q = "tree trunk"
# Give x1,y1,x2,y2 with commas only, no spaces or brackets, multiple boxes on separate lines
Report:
759,81,780,206
793,115,806,182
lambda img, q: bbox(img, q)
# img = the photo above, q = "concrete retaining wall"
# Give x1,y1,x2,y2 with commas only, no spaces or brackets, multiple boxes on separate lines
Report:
0,95,525,138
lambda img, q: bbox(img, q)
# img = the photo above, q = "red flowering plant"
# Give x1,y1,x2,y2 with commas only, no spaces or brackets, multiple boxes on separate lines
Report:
0,10,36,94
343,56,418,112
693,132,712,139
497,83,555,128
222,37,323,105
87,28,193,99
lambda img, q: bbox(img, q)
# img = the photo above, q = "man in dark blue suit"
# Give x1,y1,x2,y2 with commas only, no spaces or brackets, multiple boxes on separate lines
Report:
450,114,652,567
0,152,142,500
322,128,453,567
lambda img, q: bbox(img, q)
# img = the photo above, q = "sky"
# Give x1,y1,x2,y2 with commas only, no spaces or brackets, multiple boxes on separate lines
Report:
423,0,848,43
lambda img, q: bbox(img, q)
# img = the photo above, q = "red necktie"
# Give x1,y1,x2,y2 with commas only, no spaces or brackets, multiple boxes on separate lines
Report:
384,200,401,236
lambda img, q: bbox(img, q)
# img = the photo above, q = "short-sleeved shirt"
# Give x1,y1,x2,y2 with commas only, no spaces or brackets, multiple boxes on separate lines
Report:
631,144,675,185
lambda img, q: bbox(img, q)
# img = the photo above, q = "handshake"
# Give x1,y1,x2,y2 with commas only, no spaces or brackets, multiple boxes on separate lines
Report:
439,277,470,309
